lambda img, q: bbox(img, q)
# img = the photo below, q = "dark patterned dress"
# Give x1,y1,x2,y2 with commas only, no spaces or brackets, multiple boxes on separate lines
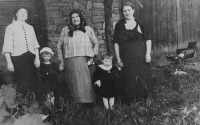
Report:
113,19,153,103
93,65,120,98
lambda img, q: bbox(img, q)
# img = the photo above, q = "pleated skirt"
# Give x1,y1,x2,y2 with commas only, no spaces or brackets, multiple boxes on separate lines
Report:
64,56,95,103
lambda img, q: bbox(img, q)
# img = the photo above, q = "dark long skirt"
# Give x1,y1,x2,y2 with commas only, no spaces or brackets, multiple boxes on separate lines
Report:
119,39,153,104
64,56,95,103
11,51,39,96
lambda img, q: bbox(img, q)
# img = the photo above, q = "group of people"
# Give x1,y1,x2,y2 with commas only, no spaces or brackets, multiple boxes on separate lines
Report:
2,1,154,109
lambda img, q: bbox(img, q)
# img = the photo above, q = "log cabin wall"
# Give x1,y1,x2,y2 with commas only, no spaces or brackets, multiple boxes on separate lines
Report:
1,0,200,67
120,0,200,58
152,0,200,56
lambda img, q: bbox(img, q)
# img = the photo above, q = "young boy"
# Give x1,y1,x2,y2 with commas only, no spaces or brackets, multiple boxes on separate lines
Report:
93,53,121,109
39,47,58,105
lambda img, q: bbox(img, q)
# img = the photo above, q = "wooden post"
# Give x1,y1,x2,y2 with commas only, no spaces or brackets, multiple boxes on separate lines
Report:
37,0,48,48
104,0,113,54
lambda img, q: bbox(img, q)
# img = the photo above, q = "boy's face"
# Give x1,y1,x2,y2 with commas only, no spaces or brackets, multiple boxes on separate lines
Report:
42,53,52,62
102,58,112,67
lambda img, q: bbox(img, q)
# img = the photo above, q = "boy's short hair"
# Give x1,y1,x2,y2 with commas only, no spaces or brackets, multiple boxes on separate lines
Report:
102,53,113,60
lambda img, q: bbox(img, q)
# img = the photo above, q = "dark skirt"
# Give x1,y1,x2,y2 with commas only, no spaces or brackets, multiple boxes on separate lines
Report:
64,57,95,103
11,51,39,96
119,39,153,103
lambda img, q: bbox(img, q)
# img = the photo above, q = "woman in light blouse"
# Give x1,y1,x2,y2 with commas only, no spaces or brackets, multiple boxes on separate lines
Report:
2,7,40,96
57,9,99,104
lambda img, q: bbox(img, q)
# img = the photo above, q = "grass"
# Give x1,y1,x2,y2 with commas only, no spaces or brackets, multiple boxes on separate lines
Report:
1,66,200,125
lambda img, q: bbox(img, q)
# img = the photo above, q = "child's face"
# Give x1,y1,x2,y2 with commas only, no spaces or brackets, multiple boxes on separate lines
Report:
42,53,52,62
102,58,112,67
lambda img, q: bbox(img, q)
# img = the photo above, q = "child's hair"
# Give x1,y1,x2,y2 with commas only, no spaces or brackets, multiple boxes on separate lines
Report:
102,53,113,60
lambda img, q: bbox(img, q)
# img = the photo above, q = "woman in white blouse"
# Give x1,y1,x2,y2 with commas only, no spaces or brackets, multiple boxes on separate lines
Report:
2,7,40,96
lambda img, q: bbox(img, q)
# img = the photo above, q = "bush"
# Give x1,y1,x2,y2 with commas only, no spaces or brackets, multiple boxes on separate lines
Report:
1,66,200,125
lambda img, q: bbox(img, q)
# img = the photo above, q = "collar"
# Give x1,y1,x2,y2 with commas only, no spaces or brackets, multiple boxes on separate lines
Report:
15,20,27,25
68,25,86,37
98,64,112,71
41,60,52,64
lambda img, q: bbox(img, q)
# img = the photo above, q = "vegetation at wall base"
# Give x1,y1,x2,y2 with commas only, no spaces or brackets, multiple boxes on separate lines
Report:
1,66,200,125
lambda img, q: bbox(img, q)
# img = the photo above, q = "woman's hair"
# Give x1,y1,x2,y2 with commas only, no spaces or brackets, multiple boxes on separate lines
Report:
13,7,31,21
102,53,113,60
122,1,136,12
69,9,87,27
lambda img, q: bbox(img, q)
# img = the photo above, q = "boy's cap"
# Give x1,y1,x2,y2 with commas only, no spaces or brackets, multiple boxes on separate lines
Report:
40,47,54,55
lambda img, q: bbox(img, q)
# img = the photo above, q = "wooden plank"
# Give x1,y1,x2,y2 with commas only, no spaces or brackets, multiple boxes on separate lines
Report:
155,0,161,49
196,0,200,46
180,0,188,47
37,0,48,48
192,0,199,44
176,0,183,49
187,0,195,42
0,1,40,25
152,0,156,51
168,0,177,49
0,0,37,1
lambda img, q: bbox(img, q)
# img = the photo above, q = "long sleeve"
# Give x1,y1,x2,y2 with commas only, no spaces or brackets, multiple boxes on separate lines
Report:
2,26,14,55
57,27,66,63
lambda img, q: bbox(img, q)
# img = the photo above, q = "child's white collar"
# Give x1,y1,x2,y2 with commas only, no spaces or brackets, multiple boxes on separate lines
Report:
99,64,112,71
41,60,52,64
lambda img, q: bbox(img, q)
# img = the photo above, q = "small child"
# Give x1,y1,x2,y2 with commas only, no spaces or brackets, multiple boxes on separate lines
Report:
39,47,58,105
93,53,121,109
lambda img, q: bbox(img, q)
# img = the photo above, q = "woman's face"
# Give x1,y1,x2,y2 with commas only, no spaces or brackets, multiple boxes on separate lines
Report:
71,13,81,26
16,8,28,21
123,6,135,20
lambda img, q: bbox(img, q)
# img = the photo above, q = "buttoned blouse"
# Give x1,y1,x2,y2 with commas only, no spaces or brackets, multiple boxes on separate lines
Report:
2,21,40,56
57,26,99,63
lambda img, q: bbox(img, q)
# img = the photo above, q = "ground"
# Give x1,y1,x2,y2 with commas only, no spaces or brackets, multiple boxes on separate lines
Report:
1,63,200,125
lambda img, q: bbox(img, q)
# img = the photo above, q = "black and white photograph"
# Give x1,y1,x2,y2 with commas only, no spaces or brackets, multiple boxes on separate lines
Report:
0,0,200,124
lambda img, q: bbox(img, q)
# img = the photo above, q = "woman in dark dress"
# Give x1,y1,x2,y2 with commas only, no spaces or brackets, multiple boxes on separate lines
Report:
113,1,153,104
